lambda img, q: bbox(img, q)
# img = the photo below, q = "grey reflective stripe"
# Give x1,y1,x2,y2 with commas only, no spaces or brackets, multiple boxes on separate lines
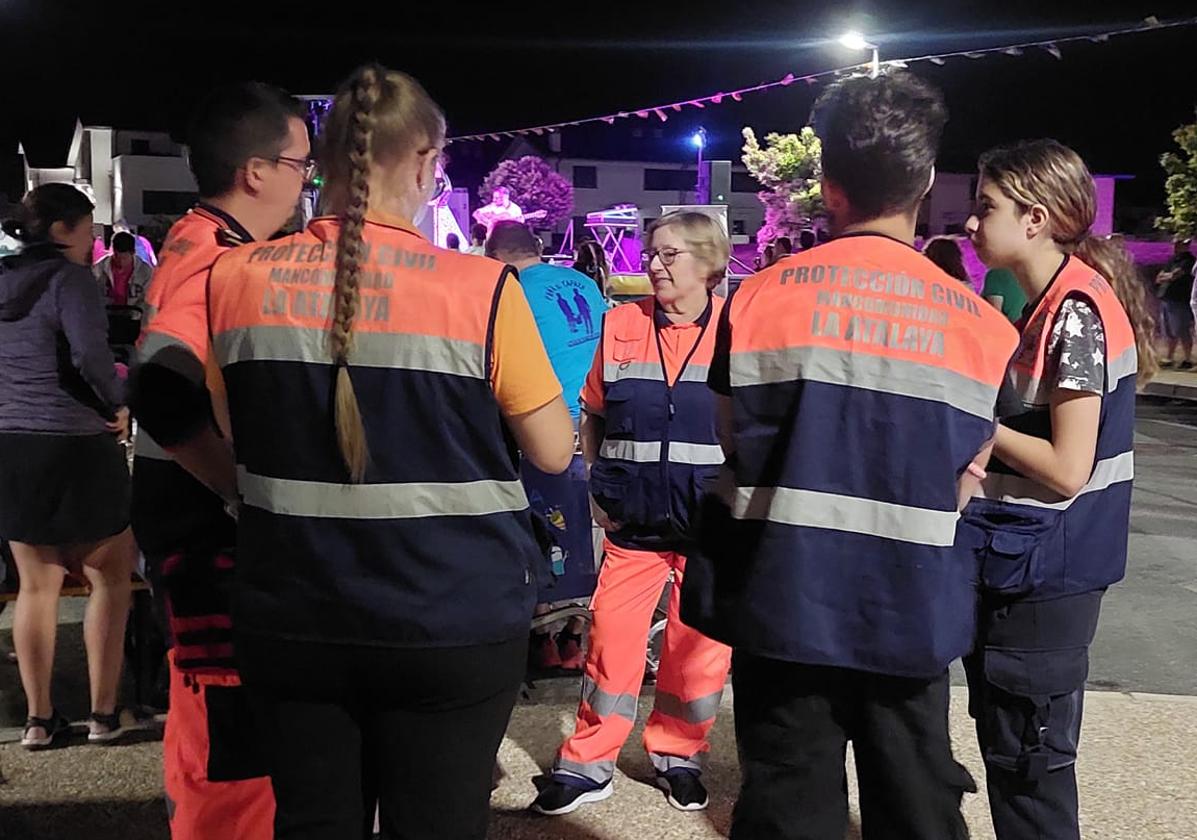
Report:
649,753,703,775
1108,346,1137,389
669,442,725,465
600,440,724,466
580,675,638,722
137,330,193,364
604,361,664,383
237,468,528,519
602,362,710,385
653,688,724,724
554,758,616,785
133,431,172,462
213,326,485,379
730,345,999,421
977,451,1134,510
721,483,960,547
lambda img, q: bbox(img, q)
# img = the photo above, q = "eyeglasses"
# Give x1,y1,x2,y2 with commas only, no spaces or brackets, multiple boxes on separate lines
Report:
273,155,318,183
641,247,690,269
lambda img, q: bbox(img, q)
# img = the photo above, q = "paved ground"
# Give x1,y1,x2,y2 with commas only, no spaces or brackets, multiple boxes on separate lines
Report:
1,393,1195,838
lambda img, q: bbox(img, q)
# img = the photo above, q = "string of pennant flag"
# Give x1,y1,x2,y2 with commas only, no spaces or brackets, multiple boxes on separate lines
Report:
446,16,1197,143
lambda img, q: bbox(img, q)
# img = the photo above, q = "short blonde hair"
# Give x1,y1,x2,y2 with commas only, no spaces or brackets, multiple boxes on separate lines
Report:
646,211,730,288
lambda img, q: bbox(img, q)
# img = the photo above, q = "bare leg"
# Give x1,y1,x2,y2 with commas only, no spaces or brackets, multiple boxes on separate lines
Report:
10,543,66,720
79,529,136,716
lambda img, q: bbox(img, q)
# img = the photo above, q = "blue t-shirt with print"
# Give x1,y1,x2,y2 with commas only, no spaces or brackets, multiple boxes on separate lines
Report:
517,263,606,418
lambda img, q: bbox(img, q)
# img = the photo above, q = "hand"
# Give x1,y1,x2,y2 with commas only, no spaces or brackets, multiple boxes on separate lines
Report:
965,461,987,481
107,407,131,442
589,493,620,532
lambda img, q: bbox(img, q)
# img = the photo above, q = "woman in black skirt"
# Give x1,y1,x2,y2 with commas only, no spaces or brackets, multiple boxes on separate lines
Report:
0,184,141,748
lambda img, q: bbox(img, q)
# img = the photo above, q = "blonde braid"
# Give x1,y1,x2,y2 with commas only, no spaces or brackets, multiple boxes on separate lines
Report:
329,66,380,482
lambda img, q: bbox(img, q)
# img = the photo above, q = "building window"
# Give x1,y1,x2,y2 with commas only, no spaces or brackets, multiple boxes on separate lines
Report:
731,172,761,193
142,190,199,215
643,168,696,192
572,165,597,189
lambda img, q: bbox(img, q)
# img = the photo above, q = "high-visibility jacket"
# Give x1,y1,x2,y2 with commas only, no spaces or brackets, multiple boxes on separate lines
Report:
205,216,541,646
975,256,1137,600
683,233,1019,678
132,203,252,559
587,296,725,552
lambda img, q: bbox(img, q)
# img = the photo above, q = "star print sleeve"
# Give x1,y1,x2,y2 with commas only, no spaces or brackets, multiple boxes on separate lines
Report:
1046,297,1106,395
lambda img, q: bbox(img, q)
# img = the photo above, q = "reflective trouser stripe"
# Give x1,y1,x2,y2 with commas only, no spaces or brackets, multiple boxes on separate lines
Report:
580,676,638,722
555,539,731,784
649,753,703,775
652,688,724,725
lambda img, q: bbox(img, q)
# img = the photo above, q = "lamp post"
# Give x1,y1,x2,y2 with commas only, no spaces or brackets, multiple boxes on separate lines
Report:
839,31,880,78
692,128,708,203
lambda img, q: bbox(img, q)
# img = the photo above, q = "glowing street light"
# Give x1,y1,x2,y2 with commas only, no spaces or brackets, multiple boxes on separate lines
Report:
839,31,880,78
690,130,706,150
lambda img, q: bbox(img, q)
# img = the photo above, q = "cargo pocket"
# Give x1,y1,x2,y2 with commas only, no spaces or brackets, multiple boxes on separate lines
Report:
205,683,271,782
978,646,1087,779
963,500,1061,598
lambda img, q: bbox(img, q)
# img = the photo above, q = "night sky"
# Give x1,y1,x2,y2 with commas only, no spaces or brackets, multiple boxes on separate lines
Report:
3,0,1195,218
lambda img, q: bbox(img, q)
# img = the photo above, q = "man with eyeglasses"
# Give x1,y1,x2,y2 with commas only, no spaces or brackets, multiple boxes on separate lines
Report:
127,81,309,840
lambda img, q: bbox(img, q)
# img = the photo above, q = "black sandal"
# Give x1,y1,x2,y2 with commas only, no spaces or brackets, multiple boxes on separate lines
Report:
88,706,150,744
22,711,69,750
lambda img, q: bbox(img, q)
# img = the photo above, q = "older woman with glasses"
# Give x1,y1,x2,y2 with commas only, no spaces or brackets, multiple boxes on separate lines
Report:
532,211,733,816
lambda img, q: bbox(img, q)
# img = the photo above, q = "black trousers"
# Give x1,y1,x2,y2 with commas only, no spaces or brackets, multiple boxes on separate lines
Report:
730,652,975,840
964,591,1102,840
237,633,525,840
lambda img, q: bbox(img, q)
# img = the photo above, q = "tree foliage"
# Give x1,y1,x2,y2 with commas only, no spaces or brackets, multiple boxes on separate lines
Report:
480,156,574,229
741,126,824,251
1159,116,1197,240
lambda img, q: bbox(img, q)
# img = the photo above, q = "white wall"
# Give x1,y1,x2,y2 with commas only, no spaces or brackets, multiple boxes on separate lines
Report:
113,156,198,226
555,158,765,241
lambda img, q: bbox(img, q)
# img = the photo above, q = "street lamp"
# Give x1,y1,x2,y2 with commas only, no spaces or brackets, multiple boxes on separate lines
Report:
839,31,880,78
692,128,708,203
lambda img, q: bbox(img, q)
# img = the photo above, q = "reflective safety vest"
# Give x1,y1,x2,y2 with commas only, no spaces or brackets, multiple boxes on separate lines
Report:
684,233,1019,678
975,256,1137,599
132,204,251,555
588,296,725,552
205,216,540,646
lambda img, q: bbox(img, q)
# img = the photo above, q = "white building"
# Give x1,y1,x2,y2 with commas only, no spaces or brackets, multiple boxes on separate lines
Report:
21,123,196,228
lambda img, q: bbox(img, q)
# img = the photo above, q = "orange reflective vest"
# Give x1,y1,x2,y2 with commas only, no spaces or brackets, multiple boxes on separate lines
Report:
683,233,1019,677
977,256,1137,599
205,216,540,646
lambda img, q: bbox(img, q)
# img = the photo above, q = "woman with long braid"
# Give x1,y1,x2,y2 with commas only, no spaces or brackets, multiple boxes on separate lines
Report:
168,64,573,839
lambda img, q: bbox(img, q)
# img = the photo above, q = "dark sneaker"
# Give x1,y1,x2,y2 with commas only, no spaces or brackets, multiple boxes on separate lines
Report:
530,777,613,816
22,712,70,750
656,769,709,811
1180,361,1195,371
88,706,152,744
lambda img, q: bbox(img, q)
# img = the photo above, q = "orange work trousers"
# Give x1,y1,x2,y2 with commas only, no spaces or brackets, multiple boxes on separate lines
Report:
554,538,732,784
163,650,275,839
